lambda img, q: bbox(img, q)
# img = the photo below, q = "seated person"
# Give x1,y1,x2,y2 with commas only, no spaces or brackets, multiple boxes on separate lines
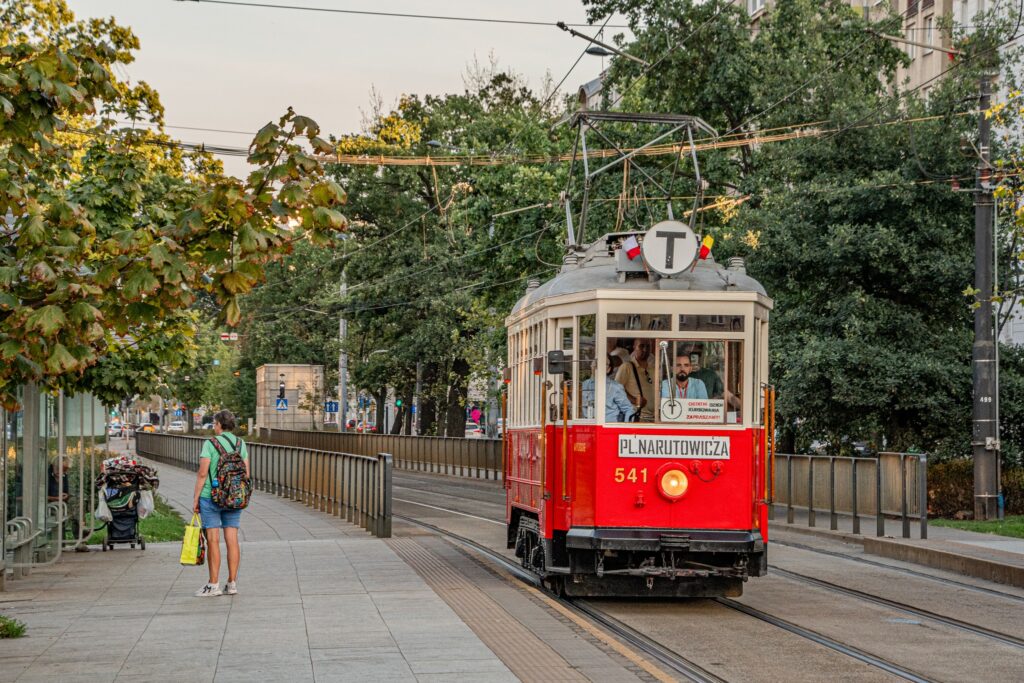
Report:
47,456,71,502
581,357,635,422
689,359,723,398
688,355,741,411
660,354,708,399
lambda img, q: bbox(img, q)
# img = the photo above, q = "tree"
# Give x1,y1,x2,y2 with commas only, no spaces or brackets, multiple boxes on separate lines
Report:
327,71,568,435
577,0,1024,457
0,1,347,408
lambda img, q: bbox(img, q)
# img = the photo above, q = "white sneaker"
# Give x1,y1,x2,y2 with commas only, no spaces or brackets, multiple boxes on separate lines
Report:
195,583,223,597
224,581,238,595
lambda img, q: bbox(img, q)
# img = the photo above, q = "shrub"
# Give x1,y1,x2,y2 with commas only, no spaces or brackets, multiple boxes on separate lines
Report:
928,459,1024,518
0,615,26,638
928,459,974,518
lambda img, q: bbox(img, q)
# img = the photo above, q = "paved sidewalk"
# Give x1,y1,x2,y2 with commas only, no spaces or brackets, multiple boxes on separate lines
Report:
0,450,515,682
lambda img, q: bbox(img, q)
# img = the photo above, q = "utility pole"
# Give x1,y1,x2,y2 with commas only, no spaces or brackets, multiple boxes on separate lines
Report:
339,281,348,431
973,73,1000,521
414,361,422,435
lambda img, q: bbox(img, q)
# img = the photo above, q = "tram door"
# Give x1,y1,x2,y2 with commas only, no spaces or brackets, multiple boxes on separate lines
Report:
550,319,575,516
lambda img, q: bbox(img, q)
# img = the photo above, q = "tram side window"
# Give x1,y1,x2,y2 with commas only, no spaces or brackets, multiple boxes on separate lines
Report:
655,340,743,424
608,313,671,331
606,337,655,422
577,315,596,419
552,324,574,421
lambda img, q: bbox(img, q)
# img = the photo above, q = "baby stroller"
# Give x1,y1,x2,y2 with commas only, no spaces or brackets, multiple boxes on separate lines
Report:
96,457,160,551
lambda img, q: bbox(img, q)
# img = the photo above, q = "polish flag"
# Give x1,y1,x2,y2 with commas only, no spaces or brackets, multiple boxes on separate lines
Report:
622,235,641,260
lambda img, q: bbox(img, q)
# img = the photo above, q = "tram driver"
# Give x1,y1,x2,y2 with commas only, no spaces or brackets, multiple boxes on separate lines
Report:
660,354,709,399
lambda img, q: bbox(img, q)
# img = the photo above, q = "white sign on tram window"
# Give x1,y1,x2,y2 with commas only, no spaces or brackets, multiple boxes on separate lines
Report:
618,434,731,459
660,398,725,424
640,220,698,276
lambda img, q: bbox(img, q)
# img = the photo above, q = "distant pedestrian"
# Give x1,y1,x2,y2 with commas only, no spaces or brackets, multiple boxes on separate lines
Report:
470,406,482,424
192,410,249,597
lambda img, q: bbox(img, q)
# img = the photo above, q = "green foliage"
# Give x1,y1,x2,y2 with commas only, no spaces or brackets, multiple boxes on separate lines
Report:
0,615,26,639
927,459,1024,518
325,70,567,434
0,1,347,409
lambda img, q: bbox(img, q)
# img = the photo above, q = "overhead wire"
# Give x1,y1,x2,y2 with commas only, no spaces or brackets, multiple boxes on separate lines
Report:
173,0,629,28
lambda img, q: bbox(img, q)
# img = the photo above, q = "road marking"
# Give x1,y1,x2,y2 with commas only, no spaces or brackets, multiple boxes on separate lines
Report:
393,498,505,526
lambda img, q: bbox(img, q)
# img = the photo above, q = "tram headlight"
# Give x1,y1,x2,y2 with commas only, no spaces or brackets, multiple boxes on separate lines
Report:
658,467,688,501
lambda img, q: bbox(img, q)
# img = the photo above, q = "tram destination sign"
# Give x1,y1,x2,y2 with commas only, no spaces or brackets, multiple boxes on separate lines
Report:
618,434,730,459
640,220,699,276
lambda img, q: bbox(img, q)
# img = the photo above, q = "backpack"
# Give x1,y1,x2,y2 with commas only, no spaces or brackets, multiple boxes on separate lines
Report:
208,435,252,509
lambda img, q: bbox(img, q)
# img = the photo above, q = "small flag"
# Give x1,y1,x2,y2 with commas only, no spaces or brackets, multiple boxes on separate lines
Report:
622,235,641,260
699,235,714,260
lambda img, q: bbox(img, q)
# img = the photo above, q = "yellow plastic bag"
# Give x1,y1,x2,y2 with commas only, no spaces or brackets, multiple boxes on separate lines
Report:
180,513,204,566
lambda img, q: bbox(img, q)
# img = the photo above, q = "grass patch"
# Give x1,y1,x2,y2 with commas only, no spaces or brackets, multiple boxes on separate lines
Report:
0,615,27,638
87,493,186,545
931,515,1024,539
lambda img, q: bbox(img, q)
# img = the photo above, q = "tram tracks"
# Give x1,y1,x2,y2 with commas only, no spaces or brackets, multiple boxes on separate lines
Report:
771,537,1024,603
769,565,1024,650
714,598,933,683
393,495,1022,682
395,513,727,683
395,504,937,682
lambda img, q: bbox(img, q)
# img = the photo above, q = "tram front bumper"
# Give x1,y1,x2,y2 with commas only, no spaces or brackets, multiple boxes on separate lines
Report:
565,527,765,554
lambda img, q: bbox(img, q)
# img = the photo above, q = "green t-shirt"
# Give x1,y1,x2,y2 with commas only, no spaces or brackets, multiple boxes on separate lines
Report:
200,433,249,499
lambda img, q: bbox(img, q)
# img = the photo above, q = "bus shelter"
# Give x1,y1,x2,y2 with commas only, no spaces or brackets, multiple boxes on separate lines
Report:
2,384,107,590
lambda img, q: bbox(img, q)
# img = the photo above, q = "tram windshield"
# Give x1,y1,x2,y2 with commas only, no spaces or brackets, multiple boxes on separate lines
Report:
604,337,742,424
655,340,742,424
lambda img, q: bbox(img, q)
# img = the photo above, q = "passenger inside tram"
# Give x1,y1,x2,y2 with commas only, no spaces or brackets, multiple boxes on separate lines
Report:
609,338,655,422
580,357,634,422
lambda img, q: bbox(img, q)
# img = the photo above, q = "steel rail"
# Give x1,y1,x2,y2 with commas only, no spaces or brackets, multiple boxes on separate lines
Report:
771,538,1024,604
770,566,1024,650
393,495,947,681
394,513,724,683
716,599,936,683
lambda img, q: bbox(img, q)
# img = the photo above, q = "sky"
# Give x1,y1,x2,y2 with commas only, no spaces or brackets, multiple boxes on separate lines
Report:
66,0,627,177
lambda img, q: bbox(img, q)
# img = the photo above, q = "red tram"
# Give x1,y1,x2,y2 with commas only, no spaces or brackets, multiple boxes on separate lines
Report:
503,228,775,597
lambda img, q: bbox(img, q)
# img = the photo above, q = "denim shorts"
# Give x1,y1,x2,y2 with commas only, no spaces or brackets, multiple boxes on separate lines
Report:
198,496,242,529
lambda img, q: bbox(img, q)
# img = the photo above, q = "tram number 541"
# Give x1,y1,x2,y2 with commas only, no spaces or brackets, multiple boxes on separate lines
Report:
614,467,648,483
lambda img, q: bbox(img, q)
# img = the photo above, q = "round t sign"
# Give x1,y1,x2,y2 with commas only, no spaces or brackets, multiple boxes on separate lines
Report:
640,220,698,276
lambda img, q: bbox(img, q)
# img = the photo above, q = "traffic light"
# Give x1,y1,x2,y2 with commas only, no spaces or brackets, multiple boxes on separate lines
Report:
395,399,403,408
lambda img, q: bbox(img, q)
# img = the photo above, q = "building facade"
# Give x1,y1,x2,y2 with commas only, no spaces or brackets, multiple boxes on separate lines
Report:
255,364,326,431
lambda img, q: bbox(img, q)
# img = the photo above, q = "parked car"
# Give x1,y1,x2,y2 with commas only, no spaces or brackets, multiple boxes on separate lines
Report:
108,423,122,437
137,423,157,433
464,421,485,438
168,420,185,433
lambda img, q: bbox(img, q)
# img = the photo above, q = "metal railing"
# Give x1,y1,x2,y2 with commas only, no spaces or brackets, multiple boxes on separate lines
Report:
259,429,502,480
772,452,928,538
136,433,392,538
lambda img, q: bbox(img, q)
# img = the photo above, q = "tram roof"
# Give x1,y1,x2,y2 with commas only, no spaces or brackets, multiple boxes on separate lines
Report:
510,236,768,318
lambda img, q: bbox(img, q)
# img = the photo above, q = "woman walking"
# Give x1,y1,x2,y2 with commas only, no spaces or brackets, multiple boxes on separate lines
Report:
192,410,249,597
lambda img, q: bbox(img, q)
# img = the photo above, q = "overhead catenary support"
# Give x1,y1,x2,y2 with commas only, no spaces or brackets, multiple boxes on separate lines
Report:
556,21,650,66
972,73,1001,521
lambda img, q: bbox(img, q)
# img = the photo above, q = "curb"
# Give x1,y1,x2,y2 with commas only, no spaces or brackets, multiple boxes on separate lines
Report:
863,537,1024,589
771,521,1024,589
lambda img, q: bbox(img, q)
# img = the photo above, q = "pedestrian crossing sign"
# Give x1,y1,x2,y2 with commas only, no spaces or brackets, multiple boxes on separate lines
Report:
276,398,288,411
